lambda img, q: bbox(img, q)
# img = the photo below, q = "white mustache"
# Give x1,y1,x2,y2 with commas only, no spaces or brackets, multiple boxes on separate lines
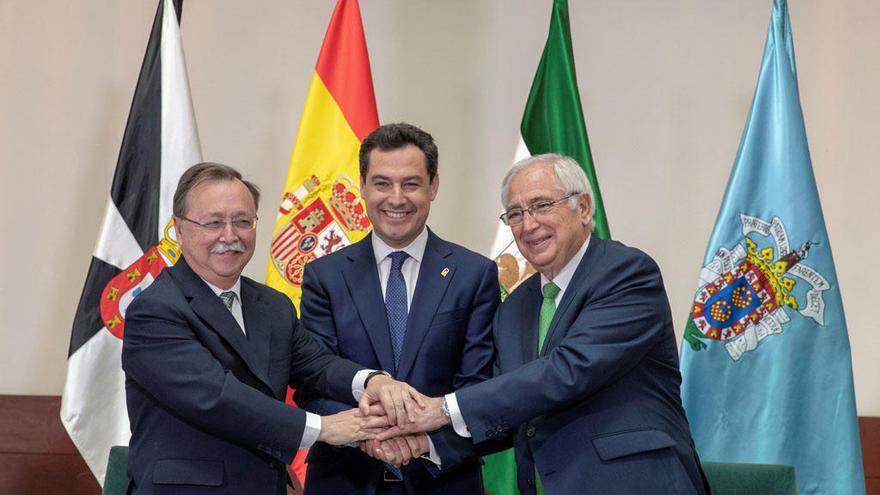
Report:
210,241,246,254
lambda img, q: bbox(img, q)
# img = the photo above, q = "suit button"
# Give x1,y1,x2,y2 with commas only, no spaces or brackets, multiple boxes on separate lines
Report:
527,479,534,487
526,426,536,437
486,429,495,438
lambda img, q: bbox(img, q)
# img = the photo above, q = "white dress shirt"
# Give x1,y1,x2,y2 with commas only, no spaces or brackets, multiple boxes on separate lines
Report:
204,279,245,334
371,227,428,307
445,235,591,437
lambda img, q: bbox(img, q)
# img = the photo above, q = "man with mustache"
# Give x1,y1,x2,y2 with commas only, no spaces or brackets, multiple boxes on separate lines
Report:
122,162,421,495
295,123,500,494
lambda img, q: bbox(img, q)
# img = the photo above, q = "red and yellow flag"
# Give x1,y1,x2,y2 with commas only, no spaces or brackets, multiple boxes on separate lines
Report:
267,0,378,310
266,0,378,487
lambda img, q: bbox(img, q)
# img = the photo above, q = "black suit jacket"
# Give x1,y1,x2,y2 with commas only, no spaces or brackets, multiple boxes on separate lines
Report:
122,256,362,495
454,238,710,495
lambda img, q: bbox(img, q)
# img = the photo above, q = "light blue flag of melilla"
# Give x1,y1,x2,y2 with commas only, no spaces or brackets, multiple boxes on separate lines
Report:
679,0,864,494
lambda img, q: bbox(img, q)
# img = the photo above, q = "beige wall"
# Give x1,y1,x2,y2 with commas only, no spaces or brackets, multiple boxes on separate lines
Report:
2,0,878,415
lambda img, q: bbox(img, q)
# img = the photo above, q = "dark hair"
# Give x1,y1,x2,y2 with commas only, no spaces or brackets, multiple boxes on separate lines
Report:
359,122,438,181
172,162,261,218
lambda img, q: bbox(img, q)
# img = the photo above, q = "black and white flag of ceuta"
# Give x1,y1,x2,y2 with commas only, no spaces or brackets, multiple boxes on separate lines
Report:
61,0,201,483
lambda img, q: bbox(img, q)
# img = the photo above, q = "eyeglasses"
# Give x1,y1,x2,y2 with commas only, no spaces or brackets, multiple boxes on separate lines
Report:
499,193,580,226
179,216,258,233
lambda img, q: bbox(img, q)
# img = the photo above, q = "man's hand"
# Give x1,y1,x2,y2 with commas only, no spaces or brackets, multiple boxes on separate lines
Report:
360,433,429,467
358,374,427,426
375,396,449,441
317,408,380,446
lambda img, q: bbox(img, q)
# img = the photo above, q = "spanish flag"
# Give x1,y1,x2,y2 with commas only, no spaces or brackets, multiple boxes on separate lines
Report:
266,0,378,311
266,0,378,486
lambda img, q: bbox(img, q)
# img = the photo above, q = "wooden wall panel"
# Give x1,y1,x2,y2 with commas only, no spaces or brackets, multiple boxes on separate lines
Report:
0,396,99,495
862,417,880,495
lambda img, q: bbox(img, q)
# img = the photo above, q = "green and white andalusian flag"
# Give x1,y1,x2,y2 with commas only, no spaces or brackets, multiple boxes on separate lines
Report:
484,1,609,493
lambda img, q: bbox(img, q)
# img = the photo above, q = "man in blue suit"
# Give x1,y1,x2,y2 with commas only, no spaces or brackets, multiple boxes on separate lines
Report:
296,123,500,494
122,162,421,495
377,154,710,495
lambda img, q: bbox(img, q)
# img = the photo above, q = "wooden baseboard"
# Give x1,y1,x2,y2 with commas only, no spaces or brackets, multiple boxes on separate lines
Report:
0,395,877,495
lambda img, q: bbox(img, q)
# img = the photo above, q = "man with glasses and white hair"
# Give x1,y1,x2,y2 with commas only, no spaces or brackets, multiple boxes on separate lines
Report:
373,154,710,495
122,162,422,495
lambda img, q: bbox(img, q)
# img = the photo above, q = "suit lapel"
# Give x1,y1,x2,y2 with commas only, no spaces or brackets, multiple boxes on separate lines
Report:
519,275,542,364
171,258,273,392
540,238,604,356
240,279,274,392
396,232,453,381
342,236,397,373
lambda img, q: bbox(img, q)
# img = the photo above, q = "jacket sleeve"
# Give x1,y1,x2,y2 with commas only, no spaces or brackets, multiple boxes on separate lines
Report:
294,262,362,413
457,252,671,444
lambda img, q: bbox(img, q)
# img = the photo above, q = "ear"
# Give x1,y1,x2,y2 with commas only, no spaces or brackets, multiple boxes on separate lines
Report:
429,174,440,201
578,193,593,225
173,217,185,246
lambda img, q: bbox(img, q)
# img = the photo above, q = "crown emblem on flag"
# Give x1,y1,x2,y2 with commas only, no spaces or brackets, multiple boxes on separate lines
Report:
684,214,829,361
329,179,371,232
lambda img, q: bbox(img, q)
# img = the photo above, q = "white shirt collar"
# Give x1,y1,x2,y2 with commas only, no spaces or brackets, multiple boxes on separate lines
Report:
203,277,242,299
540,234,591,293
371,227,429,265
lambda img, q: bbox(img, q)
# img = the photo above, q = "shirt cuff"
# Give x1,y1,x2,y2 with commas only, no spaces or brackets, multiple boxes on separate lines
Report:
300,412,321,449
445,393,471,438
351,368,375,402
422,434,441,466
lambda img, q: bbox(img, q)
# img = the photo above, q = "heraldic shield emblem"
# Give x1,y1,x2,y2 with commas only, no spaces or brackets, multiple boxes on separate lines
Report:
100,220,182,339
683,213,830,361
270,174,371,288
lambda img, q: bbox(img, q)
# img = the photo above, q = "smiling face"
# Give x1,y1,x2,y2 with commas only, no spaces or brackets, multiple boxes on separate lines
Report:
506,162,592,280
174,179,257,289
361,144,439,249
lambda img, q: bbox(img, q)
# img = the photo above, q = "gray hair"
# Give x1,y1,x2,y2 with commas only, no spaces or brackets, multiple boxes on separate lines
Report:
500,153,594,231
173,162,261,218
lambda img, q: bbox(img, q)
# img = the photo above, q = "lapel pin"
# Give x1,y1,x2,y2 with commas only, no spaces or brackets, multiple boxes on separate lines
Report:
441,267,449,277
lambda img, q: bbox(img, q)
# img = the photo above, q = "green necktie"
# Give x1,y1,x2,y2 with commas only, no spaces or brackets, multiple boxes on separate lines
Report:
538,282,560,353
535,281,559,495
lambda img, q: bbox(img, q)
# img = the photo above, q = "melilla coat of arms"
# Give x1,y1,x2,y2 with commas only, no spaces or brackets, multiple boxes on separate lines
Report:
684,213,829,361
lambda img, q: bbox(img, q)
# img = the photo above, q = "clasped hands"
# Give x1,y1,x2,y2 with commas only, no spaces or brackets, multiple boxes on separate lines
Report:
316,374,450,467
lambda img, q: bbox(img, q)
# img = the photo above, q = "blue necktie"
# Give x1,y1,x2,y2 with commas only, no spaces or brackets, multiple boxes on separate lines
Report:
385,251,409,371
383,251,408,480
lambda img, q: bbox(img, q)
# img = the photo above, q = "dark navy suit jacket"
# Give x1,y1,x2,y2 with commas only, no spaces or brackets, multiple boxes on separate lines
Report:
296,230,500,494
122,256,362,495
454,238,710,495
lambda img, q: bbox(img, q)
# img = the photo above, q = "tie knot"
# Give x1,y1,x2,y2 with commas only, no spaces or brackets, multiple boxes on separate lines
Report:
219,291,236,309
389,251,408,271
542,282,560,300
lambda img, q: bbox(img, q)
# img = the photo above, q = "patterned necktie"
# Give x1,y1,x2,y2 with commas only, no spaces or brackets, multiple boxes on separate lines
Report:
535,281,560,495
219,291,236,310
538,282,560,353
385,251,409,370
